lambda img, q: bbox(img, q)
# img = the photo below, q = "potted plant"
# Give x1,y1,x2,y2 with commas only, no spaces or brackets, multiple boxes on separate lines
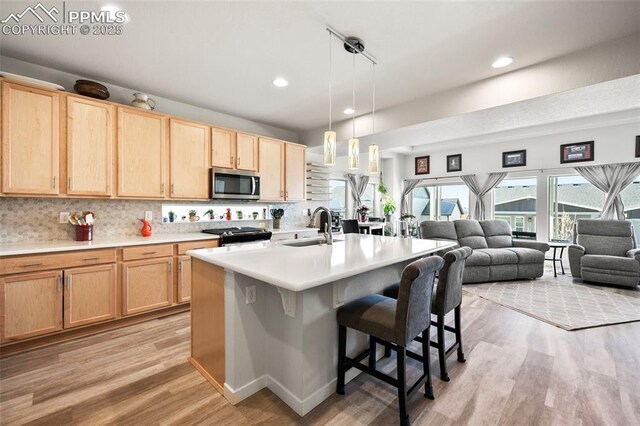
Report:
168,210,176,223
270,208,284,230
236,210,244,220
252,211,259,220
188,209,199,222
356,205,370,222
204,209,215,220
381,197,396,222
377,181,388,195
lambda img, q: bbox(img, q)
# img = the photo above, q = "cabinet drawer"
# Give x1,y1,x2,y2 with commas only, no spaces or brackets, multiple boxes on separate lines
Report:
177,240,219,255
0,249,116,275
122,244,173,261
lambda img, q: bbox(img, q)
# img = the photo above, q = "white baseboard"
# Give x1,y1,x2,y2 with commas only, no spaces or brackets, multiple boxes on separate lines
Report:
223,375,267,405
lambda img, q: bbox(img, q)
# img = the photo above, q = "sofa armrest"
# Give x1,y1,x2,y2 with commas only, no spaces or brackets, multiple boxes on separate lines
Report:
568,244,585,278
512,239,550,253
627,248,640,262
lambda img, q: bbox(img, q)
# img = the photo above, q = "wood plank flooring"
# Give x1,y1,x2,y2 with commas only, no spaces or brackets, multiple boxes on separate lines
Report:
1,280,639,425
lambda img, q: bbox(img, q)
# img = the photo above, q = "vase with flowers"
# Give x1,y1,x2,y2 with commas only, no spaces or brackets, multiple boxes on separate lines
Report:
356,205,370,222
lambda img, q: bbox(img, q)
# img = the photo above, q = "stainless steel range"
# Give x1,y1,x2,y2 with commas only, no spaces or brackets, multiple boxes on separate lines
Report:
202,227,272,246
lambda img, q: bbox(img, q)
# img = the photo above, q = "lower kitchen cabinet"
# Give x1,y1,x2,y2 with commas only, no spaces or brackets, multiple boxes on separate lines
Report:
177,256,192,303
64,264,117,329
122,257,173,315
1,270,63,342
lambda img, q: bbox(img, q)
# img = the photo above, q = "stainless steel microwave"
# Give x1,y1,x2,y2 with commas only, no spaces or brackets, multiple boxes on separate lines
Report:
210,168,260,200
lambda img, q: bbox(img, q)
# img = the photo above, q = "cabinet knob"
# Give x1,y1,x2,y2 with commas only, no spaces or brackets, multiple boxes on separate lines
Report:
171,183,174,195
161,183,165,194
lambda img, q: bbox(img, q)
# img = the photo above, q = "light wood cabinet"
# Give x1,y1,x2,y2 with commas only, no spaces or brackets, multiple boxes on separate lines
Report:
177,256,191,303
122,257,173,315
236,133,258,171
285,143,306,201
63,264,117,328
259,138,285,201
211,128,235,169
67,96,113,196
1,82,60,195
117,107,166,198
170,119,210,199
0,270,62,342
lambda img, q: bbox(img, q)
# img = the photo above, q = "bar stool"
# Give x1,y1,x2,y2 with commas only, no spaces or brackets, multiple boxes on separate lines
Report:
383,247,472,382
341,219,359,234
336,256,444,426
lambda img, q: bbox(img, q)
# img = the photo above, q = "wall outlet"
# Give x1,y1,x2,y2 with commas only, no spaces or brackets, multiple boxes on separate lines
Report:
59,212,69,224
144,211,153,221
246,285,257,304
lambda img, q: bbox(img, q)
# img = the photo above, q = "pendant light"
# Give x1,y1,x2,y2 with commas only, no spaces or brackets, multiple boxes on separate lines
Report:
347,46,360,170
323,31,336,166
368,63,379,173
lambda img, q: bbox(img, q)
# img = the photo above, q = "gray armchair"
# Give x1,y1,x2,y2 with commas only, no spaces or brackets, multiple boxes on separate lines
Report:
568,219,640,288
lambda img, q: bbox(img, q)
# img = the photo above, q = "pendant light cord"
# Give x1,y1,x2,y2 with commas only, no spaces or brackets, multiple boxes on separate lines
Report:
328,31,332,132
372,63,375,139
352,50,356,138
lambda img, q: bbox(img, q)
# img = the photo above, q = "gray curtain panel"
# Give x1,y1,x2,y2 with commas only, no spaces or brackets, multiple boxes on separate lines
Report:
346,173,370,217
400,179,423,217
575,162,640,220
461,173,507,220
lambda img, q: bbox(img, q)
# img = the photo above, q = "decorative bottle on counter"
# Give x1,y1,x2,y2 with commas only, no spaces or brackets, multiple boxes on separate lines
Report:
225,208,232,221
140,219,152,237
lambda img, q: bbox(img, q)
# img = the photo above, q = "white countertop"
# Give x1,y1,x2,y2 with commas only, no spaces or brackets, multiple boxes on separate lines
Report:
270,227,319,234
0,233,220,257
188,234,456,292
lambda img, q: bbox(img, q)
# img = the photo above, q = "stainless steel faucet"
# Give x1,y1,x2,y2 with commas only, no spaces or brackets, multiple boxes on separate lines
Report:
324,222,333,245
309,206,331,228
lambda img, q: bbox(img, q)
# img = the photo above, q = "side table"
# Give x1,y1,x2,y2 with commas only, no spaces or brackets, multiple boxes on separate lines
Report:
546,243,568,277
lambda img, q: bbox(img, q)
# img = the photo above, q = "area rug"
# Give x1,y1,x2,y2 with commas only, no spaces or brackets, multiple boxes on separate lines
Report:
463,277,640,330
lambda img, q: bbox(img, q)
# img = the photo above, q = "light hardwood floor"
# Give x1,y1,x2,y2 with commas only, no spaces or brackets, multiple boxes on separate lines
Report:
1,279,639,425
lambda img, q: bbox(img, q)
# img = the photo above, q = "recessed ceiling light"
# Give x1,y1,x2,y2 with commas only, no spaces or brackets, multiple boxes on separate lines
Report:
343,107,355,115
273,78,289,87
492,57,513,68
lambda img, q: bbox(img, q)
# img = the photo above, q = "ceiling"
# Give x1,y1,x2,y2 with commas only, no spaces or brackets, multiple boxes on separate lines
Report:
2,0,640,134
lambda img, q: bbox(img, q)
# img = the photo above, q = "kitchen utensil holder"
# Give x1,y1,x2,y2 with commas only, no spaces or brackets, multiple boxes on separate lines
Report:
75,225,94,241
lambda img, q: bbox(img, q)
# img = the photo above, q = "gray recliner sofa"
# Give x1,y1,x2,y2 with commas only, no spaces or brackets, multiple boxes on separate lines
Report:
420,219,550,284
568,219,640,288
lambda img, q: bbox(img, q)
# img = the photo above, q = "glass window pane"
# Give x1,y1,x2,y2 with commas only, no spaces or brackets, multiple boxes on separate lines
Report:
495,177,537,234
439,185,470,221
412,186,436,221
622,176,640,242
329,180,346,215
361,183,375,214
548,175,604,242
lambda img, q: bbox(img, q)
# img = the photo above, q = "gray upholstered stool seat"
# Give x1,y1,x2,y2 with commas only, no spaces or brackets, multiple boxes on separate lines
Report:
383,247,472,382
336,256,444,426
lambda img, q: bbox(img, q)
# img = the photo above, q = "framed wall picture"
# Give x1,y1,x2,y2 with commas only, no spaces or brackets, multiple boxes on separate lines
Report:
636,135,639,158
560,141,594,164
502,150,526,168
415,156,430,175
446,154,462,172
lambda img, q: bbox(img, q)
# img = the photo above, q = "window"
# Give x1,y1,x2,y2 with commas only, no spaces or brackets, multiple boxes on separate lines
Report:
494,177,537,233
548,175,603,242
622,176,640,242
329,179,346,216
361,183,377,215
412,184,469,222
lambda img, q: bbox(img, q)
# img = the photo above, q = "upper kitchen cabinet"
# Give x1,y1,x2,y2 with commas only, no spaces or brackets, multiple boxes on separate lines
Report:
259,138,285,201
212,128,258,171
285,143,306,201
66,96,114,196
170,119,210,199
1,82,60,195
117,107,167,198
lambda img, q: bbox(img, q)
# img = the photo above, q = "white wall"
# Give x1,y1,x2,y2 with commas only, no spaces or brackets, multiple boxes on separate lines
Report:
0,55,299,142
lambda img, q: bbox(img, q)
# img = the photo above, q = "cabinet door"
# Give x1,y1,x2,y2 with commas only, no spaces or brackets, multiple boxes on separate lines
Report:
122,257,173,315
117,107,166,198
170,119,210,199
259,138,284,201
64,264,116,329
1,82,59,195
177,256,191,303
236,133,258,171
285,143,306,201
211,128,235,169
1,270,62,342
67,96,113,196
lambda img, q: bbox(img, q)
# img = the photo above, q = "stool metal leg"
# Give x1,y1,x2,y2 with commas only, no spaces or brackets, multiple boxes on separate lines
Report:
436,315,449,381
552,246,558,277
397,346,409,425
559,246,565,275
455,305,465,363
422,327,434,400
337,325,346,395
369,336,377,370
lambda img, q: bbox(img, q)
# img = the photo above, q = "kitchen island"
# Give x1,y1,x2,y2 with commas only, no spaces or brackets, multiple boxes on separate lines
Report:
188,234,456,416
